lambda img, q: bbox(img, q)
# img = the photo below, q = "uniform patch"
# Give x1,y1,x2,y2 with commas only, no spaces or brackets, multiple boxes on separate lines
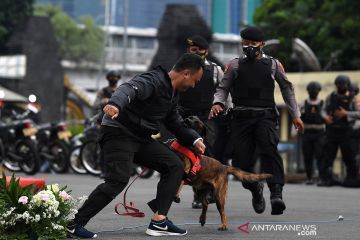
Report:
224,63,231,74
278,62,285,73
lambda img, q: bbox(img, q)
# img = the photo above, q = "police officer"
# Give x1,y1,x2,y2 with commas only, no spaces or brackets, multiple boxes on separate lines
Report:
209,26,304,215
318,75,358,187
300,81,325,185
348,83,360,164
93,70,122,123
179,35,224,208
67,54,206,238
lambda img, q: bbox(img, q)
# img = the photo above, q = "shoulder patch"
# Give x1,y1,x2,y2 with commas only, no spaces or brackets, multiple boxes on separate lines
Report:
278,61,285,73
224,63,231,74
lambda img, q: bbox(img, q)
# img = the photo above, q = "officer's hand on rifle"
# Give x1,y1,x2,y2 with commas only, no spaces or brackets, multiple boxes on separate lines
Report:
209,104,223,119
334,107,348,119
324,115,333,125
103,104,120,120
293,117,304,133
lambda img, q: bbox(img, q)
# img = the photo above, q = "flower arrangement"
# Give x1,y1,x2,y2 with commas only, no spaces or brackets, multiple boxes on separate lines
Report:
0,173,85,240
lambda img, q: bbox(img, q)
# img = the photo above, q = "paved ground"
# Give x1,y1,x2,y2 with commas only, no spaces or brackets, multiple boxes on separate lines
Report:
13,172,360,239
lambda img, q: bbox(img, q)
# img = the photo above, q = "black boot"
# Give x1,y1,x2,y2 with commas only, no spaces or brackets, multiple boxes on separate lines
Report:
243,182,265,214
192,188,202,209
269,184,286,215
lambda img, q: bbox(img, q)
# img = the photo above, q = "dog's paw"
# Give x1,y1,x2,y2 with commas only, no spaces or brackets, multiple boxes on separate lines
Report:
173,196,181,203
199,215,206,226
218,224,228,231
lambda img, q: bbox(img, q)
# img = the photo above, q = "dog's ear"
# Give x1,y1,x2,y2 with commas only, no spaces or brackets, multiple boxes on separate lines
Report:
184,118,192,128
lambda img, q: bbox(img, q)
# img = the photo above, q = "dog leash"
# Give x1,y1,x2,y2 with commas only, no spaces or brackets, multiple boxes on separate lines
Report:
114,168,146,218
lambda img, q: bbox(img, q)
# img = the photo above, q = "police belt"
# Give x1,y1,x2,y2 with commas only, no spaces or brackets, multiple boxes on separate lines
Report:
232,108,274,118
304,124,325,130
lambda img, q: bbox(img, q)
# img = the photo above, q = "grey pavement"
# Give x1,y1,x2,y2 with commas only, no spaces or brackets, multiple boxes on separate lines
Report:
15,172,360,240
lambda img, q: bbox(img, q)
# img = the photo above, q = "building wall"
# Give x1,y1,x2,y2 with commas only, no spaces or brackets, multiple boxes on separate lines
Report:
36,0,262,34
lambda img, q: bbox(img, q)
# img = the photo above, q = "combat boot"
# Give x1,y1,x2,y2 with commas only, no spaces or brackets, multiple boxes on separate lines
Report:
243,182,265,214
269,184,286,215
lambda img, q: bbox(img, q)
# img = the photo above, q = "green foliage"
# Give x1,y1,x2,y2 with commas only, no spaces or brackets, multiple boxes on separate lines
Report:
0,0,34,53
34,4,104,63
254,0,360,70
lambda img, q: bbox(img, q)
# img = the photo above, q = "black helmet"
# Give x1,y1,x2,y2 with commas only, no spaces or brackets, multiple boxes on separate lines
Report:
334,75,351,87
106,70,121,80
306,81,322,92
350,83,359,95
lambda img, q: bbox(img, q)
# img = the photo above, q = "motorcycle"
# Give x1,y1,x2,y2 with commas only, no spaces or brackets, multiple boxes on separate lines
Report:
0,110,40,174
36,121,71,173
79,114,154,178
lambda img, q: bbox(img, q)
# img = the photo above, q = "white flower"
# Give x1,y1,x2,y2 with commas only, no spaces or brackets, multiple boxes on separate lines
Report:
47,184,60,193
35,214,40,222
18,196,28,204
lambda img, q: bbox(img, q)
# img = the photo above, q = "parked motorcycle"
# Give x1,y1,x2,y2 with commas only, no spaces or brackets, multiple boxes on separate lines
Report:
0,110,40,174
36,121,71,173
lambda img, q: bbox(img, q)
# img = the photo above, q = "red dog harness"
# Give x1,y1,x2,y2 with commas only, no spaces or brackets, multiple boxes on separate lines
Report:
170,140,202,183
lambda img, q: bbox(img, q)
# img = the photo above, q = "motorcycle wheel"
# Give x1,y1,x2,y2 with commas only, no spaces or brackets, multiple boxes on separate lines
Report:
1,138,21,172
49,140,69,173
80,140,101,176
69,145,87,174
17,139,40,175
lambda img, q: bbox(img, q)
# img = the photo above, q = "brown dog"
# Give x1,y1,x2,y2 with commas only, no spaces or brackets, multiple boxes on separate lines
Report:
174,116,272,231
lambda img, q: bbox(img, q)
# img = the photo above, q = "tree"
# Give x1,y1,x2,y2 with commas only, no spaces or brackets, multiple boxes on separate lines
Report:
254,0,360,71
34,4,104,63
0,0,34,54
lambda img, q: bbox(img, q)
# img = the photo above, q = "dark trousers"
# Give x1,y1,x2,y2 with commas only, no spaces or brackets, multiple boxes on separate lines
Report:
302,130,325,180
75,126,184,226
212,114,232,165
231,114,284,185
320,127,358,180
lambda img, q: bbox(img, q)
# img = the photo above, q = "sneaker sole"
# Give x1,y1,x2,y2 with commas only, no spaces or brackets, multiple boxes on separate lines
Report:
146,229,187,236
67,231,98,239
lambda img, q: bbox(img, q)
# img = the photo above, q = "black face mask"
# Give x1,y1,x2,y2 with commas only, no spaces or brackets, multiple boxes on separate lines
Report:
243,46,261,60
337,85,348,95
308,91,319,100
108,79,118,87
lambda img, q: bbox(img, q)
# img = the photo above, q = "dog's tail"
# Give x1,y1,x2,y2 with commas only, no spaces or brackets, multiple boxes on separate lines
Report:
227,166,272,182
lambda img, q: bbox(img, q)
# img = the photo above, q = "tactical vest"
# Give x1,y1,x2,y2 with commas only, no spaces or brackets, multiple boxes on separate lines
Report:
179,63,216,111
327,92,353,128
231,57,275,108
301,100,324,124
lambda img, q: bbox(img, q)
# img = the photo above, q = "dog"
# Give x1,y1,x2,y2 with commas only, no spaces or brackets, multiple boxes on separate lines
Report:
173,116,272,231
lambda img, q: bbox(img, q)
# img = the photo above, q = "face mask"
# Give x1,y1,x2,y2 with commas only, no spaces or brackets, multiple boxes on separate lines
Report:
108,79,118,87
192,51,206,60
243,46,261,60
308,91,319,100
337,85,348,95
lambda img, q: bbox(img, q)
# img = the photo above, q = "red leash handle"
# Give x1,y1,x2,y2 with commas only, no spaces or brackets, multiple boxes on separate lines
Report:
114,168,146,218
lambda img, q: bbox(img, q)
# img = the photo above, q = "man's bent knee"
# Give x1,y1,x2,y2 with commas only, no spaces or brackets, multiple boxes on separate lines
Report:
97,178,129,199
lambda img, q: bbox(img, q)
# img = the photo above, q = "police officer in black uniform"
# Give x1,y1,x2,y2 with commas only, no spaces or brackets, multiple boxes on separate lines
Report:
319,75,359,187
209,27,304,215
179,35,225,209
300,81,325,184
93,70,122,123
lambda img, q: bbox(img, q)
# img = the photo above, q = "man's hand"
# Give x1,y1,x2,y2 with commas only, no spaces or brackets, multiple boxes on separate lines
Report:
193,139,206,155
103,104,120,120
334,107,348,119
208,104,224,119
293,117,304,133
324,115,333,125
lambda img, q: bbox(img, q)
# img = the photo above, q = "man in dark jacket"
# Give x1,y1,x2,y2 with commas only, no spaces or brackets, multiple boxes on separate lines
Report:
67,53,206,238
